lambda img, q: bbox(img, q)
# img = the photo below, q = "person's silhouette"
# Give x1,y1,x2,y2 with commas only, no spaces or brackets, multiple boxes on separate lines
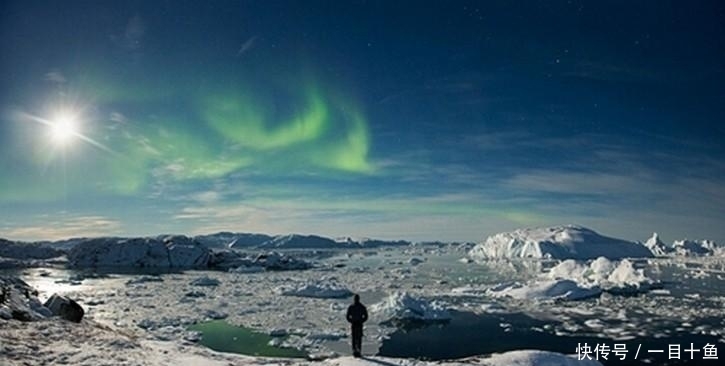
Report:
346,294,368,357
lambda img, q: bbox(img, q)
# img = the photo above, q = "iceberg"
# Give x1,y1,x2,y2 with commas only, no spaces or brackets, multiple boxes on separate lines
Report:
469,225,653,260
643,232,672,256
673,239,723,257
489,257,655,301
68,236,210,268
371,292,451,324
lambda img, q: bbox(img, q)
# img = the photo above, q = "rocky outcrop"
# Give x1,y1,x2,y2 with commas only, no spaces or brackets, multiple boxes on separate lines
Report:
44,294,84,323
0,276,52,321
0,239,63,260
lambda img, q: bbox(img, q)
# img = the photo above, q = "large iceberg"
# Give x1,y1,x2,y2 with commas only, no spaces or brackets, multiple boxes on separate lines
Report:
68,236,210,268
469,225,653,260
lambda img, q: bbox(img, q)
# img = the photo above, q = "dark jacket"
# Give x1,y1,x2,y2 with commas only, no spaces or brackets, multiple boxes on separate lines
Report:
346,302,368,324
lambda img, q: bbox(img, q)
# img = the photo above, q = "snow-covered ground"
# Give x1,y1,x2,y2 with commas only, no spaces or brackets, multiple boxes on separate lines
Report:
2,226,725,365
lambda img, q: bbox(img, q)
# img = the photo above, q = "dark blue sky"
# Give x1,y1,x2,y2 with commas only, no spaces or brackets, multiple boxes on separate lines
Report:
1,0,724,243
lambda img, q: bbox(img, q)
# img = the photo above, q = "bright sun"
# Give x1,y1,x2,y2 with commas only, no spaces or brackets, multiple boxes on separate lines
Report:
51,114,78,144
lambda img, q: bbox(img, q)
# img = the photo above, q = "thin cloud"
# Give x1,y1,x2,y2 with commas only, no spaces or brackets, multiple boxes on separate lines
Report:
45,71,66,83
2,215,122,241
236,35,258,57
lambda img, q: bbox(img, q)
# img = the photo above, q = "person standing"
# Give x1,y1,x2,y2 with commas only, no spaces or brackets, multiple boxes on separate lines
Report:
346,294,368,357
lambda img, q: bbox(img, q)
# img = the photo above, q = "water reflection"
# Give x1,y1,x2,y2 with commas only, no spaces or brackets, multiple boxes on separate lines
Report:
379,310,724,365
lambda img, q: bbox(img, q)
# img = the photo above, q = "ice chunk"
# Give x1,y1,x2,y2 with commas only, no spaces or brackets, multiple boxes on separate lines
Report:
190,276,220,287
547,257,652,289
488,280,602,301
644,232,672,256
673,239,722,256
492,257,654,301
277,281,353,299
126,275,164,285
371,292,451,323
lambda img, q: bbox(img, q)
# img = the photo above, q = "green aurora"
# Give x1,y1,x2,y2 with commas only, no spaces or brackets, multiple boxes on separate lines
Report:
2,70,373,201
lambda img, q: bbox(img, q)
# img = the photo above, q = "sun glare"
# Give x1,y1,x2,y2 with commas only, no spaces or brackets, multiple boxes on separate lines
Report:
51,113,78,144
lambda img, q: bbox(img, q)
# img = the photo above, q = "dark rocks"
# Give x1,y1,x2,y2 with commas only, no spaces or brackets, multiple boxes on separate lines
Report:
44,294,85,323
0,276,52,321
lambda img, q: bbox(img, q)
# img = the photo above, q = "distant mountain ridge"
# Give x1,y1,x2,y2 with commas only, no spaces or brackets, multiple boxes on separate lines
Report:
7,232,412,251
1,227,721,258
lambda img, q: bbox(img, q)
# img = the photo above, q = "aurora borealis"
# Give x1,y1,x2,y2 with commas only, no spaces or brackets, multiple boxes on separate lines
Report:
1,1,724,243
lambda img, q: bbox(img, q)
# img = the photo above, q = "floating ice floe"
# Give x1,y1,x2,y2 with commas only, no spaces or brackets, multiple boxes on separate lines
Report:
371,292,451,324
277,281,353,298
469,225,653,260
126,275,164,285
190,276,220,287
488,279,602,301
488,257,655,301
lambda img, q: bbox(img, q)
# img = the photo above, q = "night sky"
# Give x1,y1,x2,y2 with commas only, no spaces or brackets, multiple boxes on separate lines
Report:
1,1,724,243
